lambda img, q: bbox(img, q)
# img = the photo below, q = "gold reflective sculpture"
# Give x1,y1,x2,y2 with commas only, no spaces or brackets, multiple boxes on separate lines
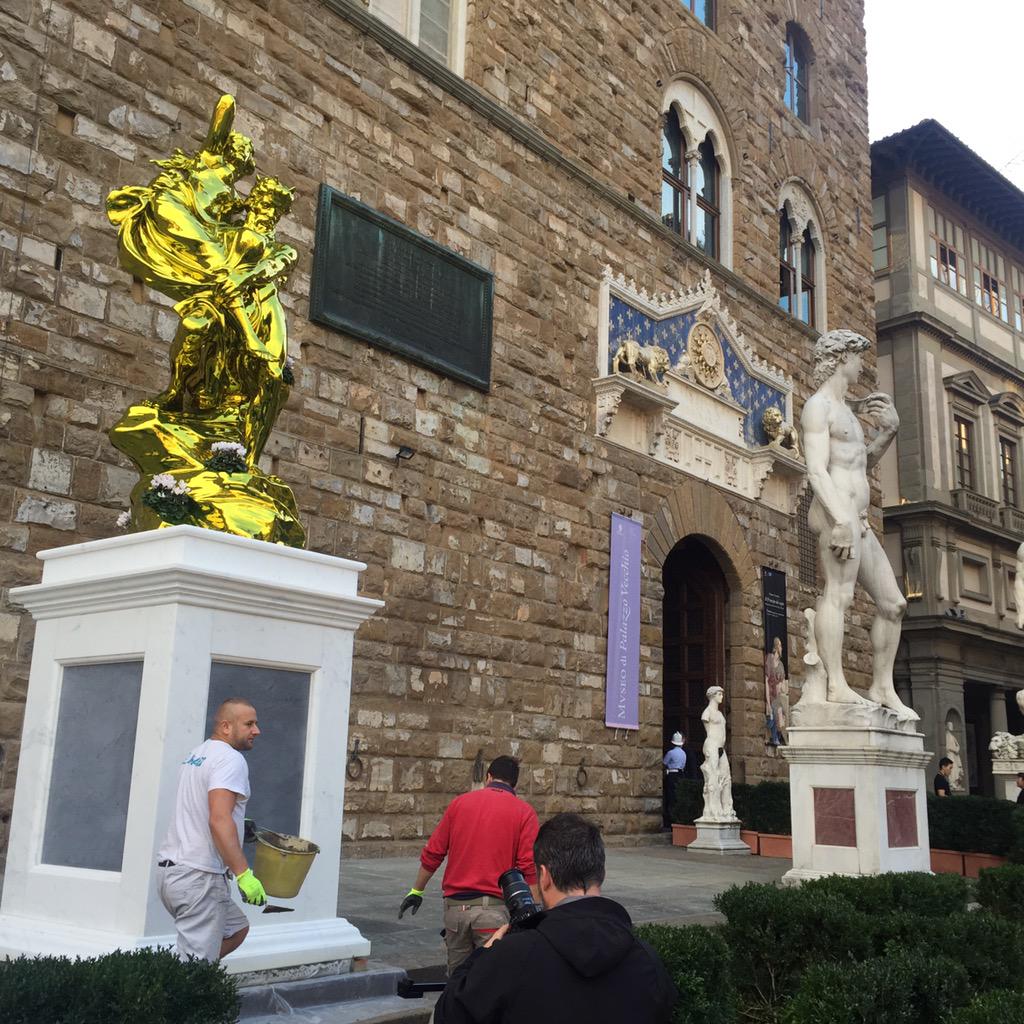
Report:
106,94,304,546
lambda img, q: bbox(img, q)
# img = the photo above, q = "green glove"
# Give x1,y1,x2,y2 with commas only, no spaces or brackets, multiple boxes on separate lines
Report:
399,888,424,918
237,868,266,906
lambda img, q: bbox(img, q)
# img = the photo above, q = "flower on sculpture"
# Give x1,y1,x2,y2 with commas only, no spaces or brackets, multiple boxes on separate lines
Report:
205,441,248,474
116,510,131,530
143,473,200,524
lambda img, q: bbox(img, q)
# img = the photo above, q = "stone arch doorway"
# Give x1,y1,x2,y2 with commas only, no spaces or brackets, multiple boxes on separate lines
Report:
662,537,729,760
649,479,757,795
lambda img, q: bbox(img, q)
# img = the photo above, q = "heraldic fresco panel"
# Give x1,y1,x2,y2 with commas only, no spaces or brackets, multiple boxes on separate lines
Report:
606,295,787,448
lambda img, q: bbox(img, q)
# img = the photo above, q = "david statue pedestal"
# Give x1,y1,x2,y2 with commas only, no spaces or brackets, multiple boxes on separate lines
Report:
781,330,931,883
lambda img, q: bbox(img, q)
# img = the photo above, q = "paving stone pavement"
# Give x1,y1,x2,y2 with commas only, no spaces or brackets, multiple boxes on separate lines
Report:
336,840,788,971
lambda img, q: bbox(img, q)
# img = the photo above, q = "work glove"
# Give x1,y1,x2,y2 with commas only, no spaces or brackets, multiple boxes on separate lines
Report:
237,868,267,906
398,888,424,919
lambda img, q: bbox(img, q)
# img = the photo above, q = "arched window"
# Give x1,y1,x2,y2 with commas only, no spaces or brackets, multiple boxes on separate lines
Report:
694,137,720,260
784,23,811,124
661,108,686,235
779,213,815,324
778,183,826,329
661,81,733,267
681,0,715,29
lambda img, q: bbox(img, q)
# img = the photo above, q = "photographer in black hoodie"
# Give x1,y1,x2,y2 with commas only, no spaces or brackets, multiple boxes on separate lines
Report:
434,812,676,1024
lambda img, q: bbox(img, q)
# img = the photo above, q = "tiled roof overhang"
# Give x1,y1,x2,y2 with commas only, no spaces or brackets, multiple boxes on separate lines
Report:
871,119,1024,252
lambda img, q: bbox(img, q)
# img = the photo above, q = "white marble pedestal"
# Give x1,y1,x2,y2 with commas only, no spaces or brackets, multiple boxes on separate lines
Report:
992,760,1024,802
0,527,382,972
689,819,751,855
780,703,931,884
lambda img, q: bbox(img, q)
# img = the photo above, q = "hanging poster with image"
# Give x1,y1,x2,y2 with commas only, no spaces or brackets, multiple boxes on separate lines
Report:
762,567,789,746
605,513,641,730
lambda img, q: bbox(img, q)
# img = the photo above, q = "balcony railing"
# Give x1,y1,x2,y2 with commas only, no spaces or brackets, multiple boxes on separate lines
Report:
1000,505,1024,534
951,488,999,523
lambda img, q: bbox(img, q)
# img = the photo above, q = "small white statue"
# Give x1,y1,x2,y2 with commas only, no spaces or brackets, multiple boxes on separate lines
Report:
945,718,964,792
698,685,738,822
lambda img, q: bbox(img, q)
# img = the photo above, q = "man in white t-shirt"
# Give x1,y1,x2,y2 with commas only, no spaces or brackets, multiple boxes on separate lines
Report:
157,697,267,961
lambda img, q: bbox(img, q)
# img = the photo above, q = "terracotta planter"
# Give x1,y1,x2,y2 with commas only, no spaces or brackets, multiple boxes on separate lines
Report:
671,824,697,847
963,852,1007,878
757,833,792,859
929,849,965,875
740,829,759,854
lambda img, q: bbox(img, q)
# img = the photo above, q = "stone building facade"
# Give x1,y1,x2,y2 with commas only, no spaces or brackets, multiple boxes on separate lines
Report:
0,0,874,858
873,121,1024,796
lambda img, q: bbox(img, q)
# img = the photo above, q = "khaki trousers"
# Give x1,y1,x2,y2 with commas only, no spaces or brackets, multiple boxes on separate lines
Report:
442,897,509,974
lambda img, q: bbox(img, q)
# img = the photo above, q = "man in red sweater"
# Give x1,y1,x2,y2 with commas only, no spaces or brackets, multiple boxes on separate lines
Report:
398,756,539,973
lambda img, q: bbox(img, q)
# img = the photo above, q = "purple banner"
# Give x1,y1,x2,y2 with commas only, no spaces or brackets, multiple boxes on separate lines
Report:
605,513,641,730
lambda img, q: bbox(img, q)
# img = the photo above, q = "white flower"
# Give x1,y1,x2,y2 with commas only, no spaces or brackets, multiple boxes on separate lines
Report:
116,511,130,528
211,441,247,457
150,473,176,491
172,480,190,495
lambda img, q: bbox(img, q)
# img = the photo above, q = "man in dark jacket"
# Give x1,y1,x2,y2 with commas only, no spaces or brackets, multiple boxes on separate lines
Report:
433,812,676,1024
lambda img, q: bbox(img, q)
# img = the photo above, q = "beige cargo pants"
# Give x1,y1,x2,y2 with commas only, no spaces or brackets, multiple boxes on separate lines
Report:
442,895,509,974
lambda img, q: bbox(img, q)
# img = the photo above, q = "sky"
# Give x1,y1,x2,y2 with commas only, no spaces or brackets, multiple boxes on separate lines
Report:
864,0,1024,190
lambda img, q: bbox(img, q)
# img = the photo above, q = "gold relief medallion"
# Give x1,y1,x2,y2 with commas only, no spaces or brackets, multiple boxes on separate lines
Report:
686,322,724,390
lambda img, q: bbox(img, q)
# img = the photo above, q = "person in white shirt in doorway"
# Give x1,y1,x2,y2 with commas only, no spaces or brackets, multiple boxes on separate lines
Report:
157,697,267,961
662,732,687,827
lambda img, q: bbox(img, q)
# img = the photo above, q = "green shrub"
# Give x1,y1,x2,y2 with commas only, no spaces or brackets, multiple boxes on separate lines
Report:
944,990,1024,1024
635,923,736,1024
801,871,968,918
670,778,704,825
713,883,873,1019
927,794,1016,855
738,781,792,835
1009,810,1024,864
783,948,969,1024
975,863,1024,917
0,948,239,1024
918,911,1024,999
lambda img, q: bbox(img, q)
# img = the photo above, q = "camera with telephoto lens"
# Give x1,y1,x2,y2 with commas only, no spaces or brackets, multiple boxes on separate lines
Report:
498,867,543,930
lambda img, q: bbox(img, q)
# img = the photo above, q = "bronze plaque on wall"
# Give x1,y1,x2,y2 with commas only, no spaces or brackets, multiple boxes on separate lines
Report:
310,186,493,391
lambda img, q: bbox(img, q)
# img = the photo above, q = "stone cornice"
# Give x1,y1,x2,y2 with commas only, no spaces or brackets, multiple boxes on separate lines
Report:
884,499,1024,547
877,310,1024,384
318,0,820,339
11,567,384,629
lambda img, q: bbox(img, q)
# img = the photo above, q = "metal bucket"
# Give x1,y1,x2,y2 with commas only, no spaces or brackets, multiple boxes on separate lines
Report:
252,828,320,898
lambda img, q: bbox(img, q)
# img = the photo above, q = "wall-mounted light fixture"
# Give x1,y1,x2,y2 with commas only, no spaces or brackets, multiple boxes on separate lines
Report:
395,445,415,463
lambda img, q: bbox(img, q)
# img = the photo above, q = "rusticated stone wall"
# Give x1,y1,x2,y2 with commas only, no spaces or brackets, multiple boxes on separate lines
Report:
0,0,874,860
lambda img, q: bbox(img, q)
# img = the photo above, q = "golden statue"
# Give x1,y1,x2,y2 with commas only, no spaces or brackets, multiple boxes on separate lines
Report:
106,94,304,546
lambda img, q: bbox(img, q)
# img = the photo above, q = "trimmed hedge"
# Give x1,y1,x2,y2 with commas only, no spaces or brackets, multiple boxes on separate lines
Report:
643,876,1024,1024
635,923,736,1024
0,948,239,1024
782,948,969,1024
713,883,874,1016
800,871,968,918
926,793,1017,856
975,863,1024,918
671,779,792,834
945,990,1024,1024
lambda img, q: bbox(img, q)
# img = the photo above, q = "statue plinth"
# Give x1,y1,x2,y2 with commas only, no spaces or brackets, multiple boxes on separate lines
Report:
992,759,1024,802
780,701,931,883
689,817,751,855
0,527,382,972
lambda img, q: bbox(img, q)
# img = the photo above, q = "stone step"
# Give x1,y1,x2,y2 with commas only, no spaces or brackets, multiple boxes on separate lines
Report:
239,964,407,1017
242,992,438,1024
